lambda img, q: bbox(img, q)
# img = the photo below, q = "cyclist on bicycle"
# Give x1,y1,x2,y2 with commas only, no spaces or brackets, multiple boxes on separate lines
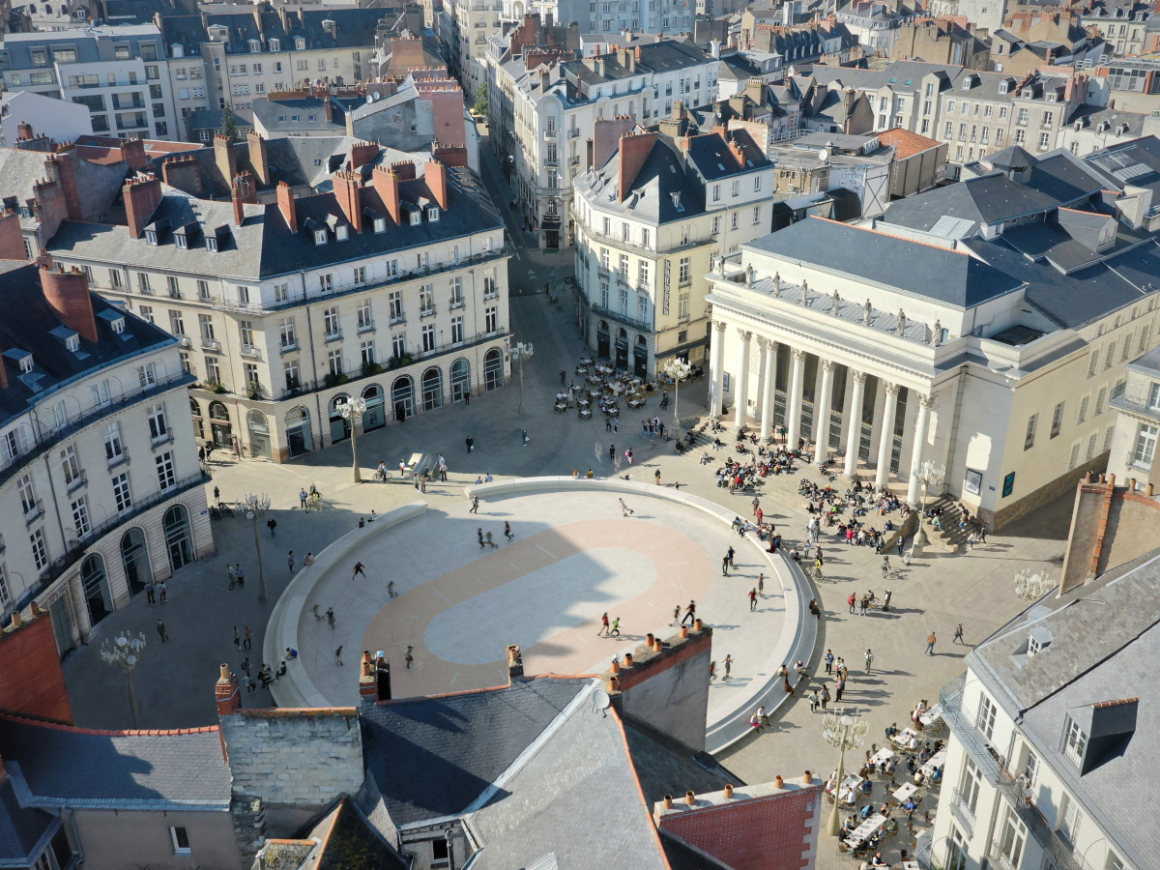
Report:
376,460,388,480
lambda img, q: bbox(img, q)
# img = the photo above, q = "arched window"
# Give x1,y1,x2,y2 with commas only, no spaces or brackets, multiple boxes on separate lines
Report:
451,358,471,402
81,554,112,626
484,348,504,390
422,367,444,411
329,394,351,442
392,376,414,421
121,528,152,597
163,504,193,571
190,398,203,440
248,409,271,458
362,384,386,431
285,406,312,458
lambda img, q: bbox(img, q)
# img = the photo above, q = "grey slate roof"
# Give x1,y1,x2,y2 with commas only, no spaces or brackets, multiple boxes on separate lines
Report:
808,60,961,95
0,264,175,428
48,166,503,282
622,717,740,805
0,716,230,809
0,778,56,863
881,173,1061,235
466,700,669,870
359,677,589,826
746,217,1023,308
968,549,1160,870
0,148,129,232
578,138,707,224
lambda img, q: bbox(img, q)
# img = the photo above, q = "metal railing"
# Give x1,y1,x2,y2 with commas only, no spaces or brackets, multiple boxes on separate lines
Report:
0,372,196,494
4,470,209,622
939,673,1005,783
949,788,976,838
988,842,1016,870
586,298,651,332
1109,389,1160,421
580,227,718,258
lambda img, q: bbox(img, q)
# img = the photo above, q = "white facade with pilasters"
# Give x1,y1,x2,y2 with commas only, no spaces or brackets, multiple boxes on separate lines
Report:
704,217,1160,529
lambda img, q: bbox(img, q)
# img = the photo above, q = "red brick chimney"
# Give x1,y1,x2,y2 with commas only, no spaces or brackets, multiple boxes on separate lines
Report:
0,211,27,261
39,264,98,343
618,131,660,203
333,170,363,232
359,652,376,702
231,185,245,228
17,121,33,141
123,176,163,240
214,134,237,187
162,155,203,196
350,140,379,170
424,159,448,209
49,152,83,222
373,166,402,225
246,129,269,186
277,181,298,233
215,663,240,716
119,138,147,170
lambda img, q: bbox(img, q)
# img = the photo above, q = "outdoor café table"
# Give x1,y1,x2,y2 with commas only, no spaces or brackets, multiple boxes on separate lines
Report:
576,366,588,375
892,782,919,804
579,357,594,366
921,749,948,777
554,402,567,412
578,398,590,408
578,408,592,419
919,704,944,727
893,728,920,750
903,863,921,870
827,773,863,795
628,399,644,410
608,407,619,417
587,376,601,385
589,387,602,397
845,813,888,849
556,392,567,401
871,747,896,767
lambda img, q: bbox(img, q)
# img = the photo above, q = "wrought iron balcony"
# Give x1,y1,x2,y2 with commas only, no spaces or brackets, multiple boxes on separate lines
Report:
949,788,976,839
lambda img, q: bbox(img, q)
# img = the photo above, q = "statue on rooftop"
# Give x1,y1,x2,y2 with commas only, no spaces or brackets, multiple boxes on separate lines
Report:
772,273,781,297
863,299,872,325
931,319,942,346
801,279,809,305
831,289,841,316
898,309,907,336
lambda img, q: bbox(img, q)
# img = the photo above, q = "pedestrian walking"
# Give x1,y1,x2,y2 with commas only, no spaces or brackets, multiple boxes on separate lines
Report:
288,551,295,572
599,612,610,637
299,488,308,508
835,675,845,702
326,607,335,628
925,630,937,655
335,646,344,666
655,469,661,486
966,531,976,551
619,498,634,516
979,524,988,544
820,685,830,710
478,528,485,548
267,518,277,537
245,675,257,694
749,588,757,610
466,435,474,453
606,416,612,432
404,645,414,669
504,522,513,541
953,623,964,644
809,688,820,712
757,573,764,597
883,589,892,611
227,564,236,588
609,444,616,463
352,562,366,580
157,619,167,642
145,580,155,603
723,654,733,681
486,531,498,549
235,564,245,588
672,605,681,626
722,554,730,576
233,626,240,647
752,496,760,516
470,493,480,514
727,546,735,569
613,418,619,434
158,581,167,602
387,581,395,597
522,430,529,448
897,536,905,556
243,626,253,650
848,592,857,614
681,600,696,626
816,546,824,567
824,649,834,674
865,648,874,674
860,595,869,616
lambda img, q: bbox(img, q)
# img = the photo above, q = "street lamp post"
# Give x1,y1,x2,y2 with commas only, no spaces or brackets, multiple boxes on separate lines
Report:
822,710,869,837
245,508,268,603
511,342,533,416
664,358,691,440
100,631,147,728
908,460,946,559
337,397,368,483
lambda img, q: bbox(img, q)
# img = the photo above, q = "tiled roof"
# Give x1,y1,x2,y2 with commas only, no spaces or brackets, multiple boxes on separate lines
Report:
311,799,409,870
0,715,230,809
877,127,941,160
359,677,589,827
0,778,56,862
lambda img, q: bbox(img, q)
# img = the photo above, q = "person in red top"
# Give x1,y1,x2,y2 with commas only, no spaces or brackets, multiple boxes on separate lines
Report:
848,592,857,614
749,588,758,611
598,612,610,637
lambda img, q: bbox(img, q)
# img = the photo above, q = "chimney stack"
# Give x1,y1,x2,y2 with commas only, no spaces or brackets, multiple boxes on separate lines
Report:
17,121,33,141
333,170,363,232
119,138,147,170
277,181,298,233
123,176,163,240
214,133,237,186
246,130,269,186
350,140,379,170
231,184,245,228
506,644,524,681
373,166,402,225
215,664,241,717
40,265,99,343
618,131,660,202
359,652,376,702
374,652,392,702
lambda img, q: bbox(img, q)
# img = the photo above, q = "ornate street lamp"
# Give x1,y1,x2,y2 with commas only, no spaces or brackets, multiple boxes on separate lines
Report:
909,460,946,559
101,631,147,728
511,342,533,416
822,710,869,837
337,397,368,483
1014,567,1054,602
664,358,692,440
244,493,271,604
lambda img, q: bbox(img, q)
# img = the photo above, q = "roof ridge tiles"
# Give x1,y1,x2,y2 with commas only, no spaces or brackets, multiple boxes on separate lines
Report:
0,710,221,736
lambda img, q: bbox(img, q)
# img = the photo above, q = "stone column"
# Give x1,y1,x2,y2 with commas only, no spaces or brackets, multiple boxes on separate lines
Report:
758,337,778,443
734,328,753,431
874,381,900,489
710,321,727,419
786,349,806,450
844,370,867,480
907,394,935,508
814,360,836,464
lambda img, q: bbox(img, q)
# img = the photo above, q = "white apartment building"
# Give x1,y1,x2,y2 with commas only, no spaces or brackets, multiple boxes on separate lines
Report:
928,552,1153,870
48,162,511,463
1,25,178,139
445,0,504,101
1105,345,1160,492
492,40,718,249
573,128,774,375
0,262,211,657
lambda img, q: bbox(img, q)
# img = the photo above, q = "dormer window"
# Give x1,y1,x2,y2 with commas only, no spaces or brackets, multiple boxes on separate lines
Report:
671,192,685,212
269,38,280,50
374,217,386,233
111,317,125,334
427,208,440,222
336,225,349,241
1064,716,1087,766
249,39,261,52
1048,92,1057,102
295,36,305,50
65,335,79,352
314,229,327,245
18,355,32,374
1028,634,1041,655
207,237,218,252
176,234,187,249
410,211,421,226
962,78,971,90
998,81,1009,94
145,230,158,245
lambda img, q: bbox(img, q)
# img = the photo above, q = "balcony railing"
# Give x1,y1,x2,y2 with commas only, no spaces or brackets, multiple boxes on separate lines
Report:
586,297,651,332
65,469,88,495
988,842,1016,870
0,372,195,495
1109,389,1160,421
948,788,976,838
3,470,209,624
239,344,261,359
939,673,1006,783
579,227,718,258
200,336,221,351
568,128,580,139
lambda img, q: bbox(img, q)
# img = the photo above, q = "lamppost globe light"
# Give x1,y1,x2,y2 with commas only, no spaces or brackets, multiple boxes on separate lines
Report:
246,511,255,521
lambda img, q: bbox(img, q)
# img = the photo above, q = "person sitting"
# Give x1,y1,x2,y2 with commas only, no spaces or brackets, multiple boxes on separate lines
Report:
871,852,888,867
809,599,821,616
885,722,898,739
904,798,917,821
275,661,287,678
913,770,926,786
285,647,298,660
906,756,918,774
906,733,919,751
859,779,873,796
883,758,896,776
859,803,873,820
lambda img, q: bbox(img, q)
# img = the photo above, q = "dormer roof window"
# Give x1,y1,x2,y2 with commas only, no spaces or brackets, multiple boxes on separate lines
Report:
249,39,261,52
111,317,125,333
146,229,158,245
374,216,386,233
315,229,327,245
998,81,1009,94
66,334,79,352
17,354,32,374
336,225,349,241
295,36,306,50
206,235,218,252
427,207,440,222
410,211,421,226
269,38,280,50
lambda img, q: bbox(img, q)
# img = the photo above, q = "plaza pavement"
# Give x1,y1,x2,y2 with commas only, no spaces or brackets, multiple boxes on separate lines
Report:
58,140,1070,862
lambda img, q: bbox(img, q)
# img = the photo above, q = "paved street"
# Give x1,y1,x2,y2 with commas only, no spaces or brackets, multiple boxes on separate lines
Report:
59,131,1072,866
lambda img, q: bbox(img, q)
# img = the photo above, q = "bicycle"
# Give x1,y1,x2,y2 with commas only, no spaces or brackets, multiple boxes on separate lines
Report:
373,468,392,482
811,564,824,585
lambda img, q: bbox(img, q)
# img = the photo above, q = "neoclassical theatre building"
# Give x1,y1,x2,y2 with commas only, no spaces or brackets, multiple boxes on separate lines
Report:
706,217,1160,529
